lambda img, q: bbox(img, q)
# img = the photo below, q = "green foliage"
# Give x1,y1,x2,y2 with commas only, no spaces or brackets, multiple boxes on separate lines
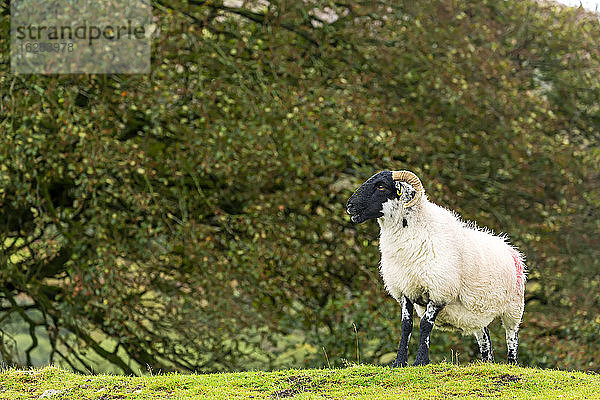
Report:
0,0,599,373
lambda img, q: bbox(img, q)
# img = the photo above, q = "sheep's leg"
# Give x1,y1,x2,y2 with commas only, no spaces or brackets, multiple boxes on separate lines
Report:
391,296,414,367
505,326,519,364
413,301,443,366
474,327,494,362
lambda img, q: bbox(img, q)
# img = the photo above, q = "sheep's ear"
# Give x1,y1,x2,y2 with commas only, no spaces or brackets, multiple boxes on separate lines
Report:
394,181,418,206
391,170,423,208
395,181,404,198
394,182,417,204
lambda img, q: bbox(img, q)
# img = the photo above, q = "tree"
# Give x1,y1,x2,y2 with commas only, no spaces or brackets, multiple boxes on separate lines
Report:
0,0,599,373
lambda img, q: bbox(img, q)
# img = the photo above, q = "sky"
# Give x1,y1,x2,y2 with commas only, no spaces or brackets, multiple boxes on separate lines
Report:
555,0,600,11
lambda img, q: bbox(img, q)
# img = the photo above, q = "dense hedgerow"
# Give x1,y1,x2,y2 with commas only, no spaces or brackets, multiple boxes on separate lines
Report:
0,0,598,373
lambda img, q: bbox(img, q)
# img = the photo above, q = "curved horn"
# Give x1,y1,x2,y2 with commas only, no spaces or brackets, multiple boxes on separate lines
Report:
392,170,424,208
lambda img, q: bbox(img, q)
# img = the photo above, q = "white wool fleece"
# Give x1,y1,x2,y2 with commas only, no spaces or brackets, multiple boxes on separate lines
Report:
377,193,526,335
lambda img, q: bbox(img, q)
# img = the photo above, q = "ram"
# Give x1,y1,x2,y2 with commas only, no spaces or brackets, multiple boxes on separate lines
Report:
346,170,526,366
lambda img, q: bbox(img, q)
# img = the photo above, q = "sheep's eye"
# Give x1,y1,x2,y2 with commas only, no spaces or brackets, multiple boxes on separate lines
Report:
376,184,386,191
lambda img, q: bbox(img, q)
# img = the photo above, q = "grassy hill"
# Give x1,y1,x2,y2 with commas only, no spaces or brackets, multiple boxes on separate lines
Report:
1,363,599,399
1,0,600,374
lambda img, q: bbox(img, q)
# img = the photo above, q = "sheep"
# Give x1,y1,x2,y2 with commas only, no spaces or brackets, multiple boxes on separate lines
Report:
346,170,526,366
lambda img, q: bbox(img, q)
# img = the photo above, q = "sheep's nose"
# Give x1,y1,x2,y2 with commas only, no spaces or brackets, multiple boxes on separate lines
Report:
346,203,357,215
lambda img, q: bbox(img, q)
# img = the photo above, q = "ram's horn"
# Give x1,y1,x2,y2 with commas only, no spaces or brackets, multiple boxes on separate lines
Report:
392,170,424,208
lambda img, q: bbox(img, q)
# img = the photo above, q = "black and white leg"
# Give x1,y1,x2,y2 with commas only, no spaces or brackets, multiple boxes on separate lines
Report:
392,296,414,367
505,326,519,364
413,301,443,366
474,327,494,362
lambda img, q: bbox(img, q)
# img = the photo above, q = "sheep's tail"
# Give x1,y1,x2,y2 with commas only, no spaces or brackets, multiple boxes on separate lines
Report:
510,249,527,294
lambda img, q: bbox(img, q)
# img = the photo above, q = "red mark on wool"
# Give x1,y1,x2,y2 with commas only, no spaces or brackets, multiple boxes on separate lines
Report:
511,250,525,292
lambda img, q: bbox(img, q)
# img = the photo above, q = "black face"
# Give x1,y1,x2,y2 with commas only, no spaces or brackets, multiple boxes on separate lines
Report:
346,171,399,224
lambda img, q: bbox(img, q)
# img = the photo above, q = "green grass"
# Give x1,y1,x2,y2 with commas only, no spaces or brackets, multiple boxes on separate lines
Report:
1,363,599,399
